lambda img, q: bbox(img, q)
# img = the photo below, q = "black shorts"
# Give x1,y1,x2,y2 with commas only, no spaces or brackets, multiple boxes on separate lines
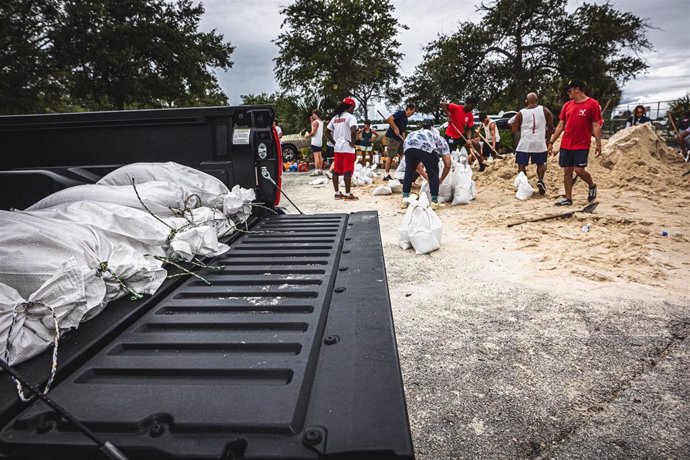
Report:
325,145,335,159
559,148,589,167
482,141,501,157
516,151,547,165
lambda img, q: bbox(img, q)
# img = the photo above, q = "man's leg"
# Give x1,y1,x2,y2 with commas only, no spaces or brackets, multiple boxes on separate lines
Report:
402,149,421,196
420,151,440,200
344,172,352,194
515,152,529,174
534,153,547,195
314,150,323,171
574,167,593,187
563,166,575,200
332,152,341,197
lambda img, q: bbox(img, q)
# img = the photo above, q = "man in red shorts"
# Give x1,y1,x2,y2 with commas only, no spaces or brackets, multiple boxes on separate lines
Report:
326,97,359,200
548,79,601,206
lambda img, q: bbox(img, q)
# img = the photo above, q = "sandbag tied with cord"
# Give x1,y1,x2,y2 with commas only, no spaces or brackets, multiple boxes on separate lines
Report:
0,211,167,365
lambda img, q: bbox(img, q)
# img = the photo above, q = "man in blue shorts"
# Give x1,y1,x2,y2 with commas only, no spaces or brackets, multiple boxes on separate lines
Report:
511,92,554,194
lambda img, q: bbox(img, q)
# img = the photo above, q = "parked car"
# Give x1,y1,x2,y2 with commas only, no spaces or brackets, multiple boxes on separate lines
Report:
280,133,310,161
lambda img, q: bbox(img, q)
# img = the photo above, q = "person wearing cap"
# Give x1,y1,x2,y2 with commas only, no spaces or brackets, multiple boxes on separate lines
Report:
440,97,486,172
512,92,554,195
326,97,359,200
400,119,451,210
384,103,417,180
548,79,601,206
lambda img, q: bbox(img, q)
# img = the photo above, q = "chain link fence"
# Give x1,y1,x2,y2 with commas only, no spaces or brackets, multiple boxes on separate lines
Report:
602,99,677,141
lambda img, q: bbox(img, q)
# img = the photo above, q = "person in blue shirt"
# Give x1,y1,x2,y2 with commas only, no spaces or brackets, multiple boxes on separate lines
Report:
384,103,416,180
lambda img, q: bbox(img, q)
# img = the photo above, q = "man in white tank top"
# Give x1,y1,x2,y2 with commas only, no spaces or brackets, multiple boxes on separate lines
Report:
305,109,324,175
477,112,501,159
512,92,554,195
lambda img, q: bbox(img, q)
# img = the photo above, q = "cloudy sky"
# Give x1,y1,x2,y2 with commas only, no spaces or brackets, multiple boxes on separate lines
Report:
198,0,688,111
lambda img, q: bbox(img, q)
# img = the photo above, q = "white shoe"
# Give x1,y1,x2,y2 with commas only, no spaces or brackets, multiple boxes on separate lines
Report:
325,171,333,179
431,201,445,210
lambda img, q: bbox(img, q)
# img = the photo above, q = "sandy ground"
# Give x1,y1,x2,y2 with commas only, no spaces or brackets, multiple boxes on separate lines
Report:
280,126,690,459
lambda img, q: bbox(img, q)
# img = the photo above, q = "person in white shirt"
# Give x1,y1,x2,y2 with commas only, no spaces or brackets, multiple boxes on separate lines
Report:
511,92,554,195
401,119,451,210
326,97,359,200
477,113,501,159
304,109,325,175
273,119,282,140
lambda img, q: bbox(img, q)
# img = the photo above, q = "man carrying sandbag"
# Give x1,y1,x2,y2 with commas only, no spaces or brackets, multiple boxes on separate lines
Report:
400,119,451,210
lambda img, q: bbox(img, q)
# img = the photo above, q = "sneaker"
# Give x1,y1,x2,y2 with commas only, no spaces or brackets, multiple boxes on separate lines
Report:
537,180,546,195
588,184,597,202
479,163,486,172
384,174,392,180
400,200,409,209
343,193,359,201
325,171,333,179
430,201,444,210
555,198,572,206
334,191,344,200
309,170,320,176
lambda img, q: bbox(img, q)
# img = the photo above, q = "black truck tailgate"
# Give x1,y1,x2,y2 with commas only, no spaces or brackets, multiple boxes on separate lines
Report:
1,212,413,460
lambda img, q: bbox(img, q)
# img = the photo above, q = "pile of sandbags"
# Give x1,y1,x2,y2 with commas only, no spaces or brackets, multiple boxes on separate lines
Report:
419,161,476,205
1,162,256,368
399,194,443,255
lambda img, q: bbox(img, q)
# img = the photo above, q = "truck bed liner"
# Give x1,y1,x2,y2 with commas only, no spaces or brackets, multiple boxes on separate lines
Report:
1,211,413,459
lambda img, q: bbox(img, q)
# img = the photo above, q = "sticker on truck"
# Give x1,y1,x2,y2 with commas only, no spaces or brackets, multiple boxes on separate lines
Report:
232,128,250,145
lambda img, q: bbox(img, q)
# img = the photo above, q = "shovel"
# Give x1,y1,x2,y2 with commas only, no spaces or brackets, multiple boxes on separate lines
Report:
507,202,599,227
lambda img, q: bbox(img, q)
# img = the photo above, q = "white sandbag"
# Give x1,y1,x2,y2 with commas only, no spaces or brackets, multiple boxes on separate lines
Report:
28,202,230,261
452,165,474,205
372,185,393,196
394,157,406,180
514,172,534,200
27,182,194,217
222,185,256,222
0,211,166,319
407,195,442,255
98,162,230,209
470,181,477,200
398,198,416,250
0,264,86,366
388,179,403,193
309,178,328,185
438,183,453,202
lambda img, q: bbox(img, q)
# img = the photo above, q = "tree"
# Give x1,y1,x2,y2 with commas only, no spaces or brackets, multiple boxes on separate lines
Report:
406,0,651,112
274,0,406,118
241,92,337,135
50,0,234,110
0,0,61,114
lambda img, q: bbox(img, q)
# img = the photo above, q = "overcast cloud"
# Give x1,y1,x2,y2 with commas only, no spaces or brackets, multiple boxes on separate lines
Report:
199,0,688,109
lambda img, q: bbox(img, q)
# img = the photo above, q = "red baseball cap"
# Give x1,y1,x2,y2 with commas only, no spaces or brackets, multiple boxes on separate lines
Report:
343,97,356,107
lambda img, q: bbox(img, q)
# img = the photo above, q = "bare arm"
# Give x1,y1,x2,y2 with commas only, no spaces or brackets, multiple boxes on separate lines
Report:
440,102,450,117
326,128,335,145
371,129,379,138
548,120,565,155
416,163,429,182
350,126,357,147
544,107,554,143
305,120,318,138
511,112,522,134
489,122,497,149
592,121,602,157
440,155,451,183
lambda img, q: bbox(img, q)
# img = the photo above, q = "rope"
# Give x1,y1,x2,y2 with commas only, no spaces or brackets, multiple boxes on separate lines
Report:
153,256,211,285
130,178,174,231
4,301,60,402
96,262,143,301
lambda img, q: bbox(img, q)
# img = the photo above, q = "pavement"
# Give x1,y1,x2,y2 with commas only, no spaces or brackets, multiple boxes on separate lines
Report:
282,172,690,459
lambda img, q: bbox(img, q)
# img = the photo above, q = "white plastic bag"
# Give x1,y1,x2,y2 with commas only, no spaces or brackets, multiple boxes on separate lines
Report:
452,164,474,205
394,157,406,180
514,172,534,200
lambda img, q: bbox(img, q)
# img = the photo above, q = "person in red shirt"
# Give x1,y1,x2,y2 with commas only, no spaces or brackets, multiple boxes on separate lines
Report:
440,97,486,172
548,79,601,206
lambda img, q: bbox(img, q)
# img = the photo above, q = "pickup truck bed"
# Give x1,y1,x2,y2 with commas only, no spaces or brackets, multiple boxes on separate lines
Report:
0,106,412,459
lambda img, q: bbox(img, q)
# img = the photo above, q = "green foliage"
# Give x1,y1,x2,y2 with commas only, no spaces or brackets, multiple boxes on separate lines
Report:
0,0,62,114
406,0,651,113
242,91,337,135
274,0,406,117
669,93,690,118
0,0,234,114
